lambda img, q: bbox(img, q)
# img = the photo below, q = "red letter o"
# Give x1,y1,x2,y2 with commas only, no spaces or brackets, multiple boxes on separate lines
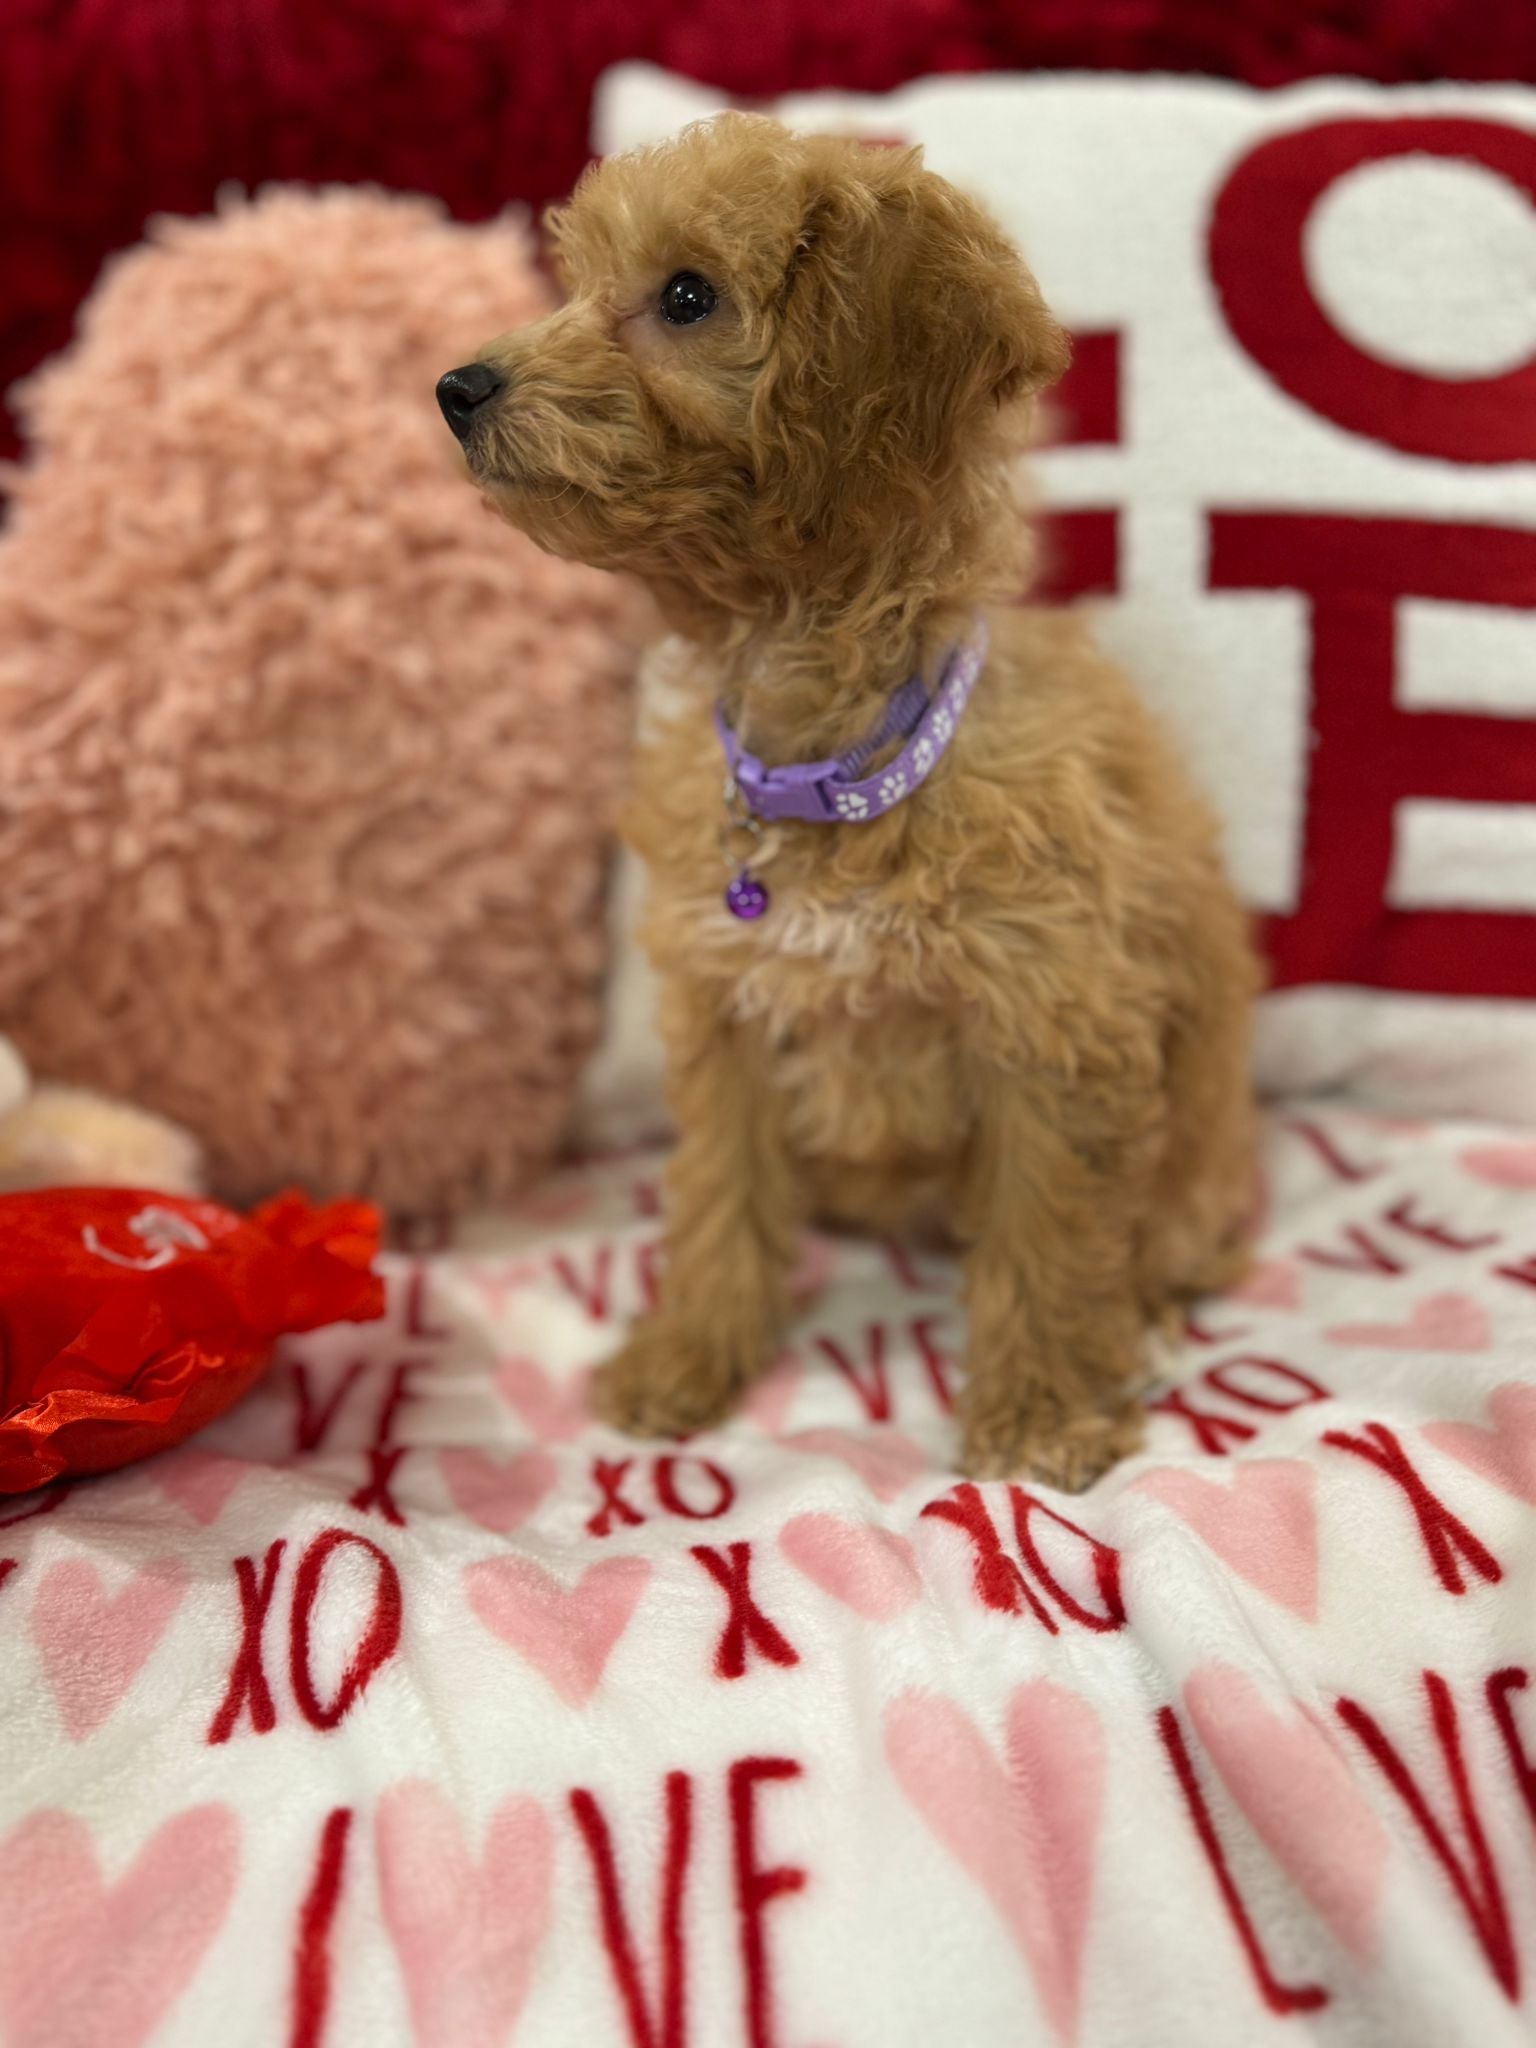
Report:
1210,118,1536,462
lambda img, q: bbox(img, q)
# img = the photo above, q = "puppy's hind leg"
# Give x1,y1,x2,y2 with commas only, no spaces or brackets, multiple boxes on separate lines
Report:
1139,956,1260,1318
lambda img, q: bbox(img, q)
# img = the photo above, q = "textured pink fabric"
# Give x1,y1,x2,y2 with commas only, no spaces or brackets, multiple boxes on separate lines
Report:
0,187,637,1213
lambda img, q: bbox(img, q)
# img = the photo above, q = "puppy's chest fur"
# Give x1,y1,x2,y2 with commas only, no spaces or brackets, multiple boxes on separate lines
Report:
727,892,972,1168
631,676,980,1179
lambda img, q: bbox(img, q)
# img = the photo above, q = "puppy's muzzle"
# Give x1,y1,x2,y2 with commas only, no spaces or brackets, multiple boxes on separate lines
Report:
436,362,505,442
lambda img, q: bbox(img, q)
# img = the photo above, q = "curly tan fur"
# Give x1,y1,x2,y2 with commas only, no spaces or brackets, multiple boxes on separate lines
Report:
456,116,1260,1486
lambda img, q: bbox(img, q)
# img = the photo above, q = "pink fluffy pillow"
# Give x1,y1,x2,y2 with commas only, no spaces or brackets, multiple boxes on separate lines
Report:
0,187,636,1213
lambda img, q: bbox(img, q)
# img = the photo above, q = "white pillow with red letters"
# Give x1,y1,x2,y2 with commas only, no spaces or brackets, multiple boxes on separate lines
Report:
583,66,1536,1137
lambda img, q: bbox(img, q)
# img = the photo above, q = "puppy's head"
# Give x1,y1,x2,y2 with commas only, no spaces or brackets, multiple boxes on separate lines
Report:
439,117,1067,627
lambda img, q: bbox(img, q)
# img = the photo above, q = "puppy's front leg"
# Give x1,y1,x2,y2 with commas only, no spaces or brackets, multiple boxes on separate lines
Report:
959,1080,1158,1490
595,1000,798,1440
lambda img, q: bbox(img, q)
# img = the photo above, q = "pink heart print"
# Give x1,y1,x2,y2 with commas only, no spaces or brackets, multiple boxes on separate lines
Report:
743,1350,805,1433
1184,1661,1388,1959
884,1683,1105,2044
1326,1291,1491,1351
789,1231,838,1306
1229,1259,1303,1311
783,1426,929,1502
1135,1461,1319,1620
495,1356,591,1443
377,1781,554,2048
1460,1142,1536,1189
0,1805,238,2048
31,1556,191,1742
1424,1382,1536,1505
463,1554,651,1705
779,1513,921,1621
439,1446,558,1534
154,1449,252,1525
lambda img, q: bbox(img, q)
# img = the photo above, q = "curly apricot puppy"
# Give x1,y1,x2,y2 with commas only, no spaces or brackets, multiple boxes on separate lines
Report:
439,115,1259,1488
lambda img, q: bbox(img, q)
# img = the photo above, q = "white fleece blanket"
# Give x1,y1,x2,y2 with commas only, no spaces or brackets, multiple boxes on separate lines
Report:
7,1104,1536,2048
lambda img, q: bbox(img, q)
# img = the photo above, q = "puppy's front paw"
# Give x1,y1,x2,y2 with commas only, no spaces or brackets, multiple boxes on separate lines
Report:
959,1389,1143,1492
594,1320,756,1441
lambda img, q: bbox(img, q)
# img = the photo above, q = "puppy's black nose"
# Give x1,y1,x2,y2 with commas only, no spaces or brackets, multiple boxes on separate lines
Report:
436,362,504,441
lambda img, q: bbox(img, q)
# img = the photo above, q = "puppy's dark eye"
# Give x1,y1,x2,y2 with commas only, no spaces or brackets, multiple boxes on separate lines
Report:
659,272,717,326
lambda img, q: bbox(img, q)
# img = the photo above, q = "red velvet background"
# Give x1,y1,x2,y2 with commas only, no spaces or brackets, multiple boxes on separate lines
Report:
3,0,1532,463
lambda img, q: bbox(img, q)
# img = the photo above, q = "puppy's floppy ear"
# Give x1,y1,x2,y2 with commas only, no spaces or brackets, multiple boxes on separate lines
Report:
752,146,1069,545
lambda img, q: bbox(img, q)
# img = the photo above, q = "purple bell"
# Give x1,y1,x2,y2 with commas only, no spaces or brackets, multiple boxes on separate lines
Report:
725,869,770,921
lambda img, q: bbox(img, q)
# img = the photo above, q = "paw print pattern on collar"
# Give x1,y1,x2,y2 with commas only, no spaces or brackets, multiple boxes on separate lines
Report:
714,622,988,828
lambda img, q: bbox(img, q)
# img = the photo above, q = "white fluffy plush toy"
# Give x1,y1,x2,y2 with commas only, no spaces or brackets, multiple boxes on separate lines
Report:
0,1037,202,1194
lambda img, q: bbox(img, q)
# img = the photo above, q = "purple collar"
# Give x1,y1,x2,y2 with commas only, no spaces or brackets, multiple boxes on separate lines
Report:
714,622,988,827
